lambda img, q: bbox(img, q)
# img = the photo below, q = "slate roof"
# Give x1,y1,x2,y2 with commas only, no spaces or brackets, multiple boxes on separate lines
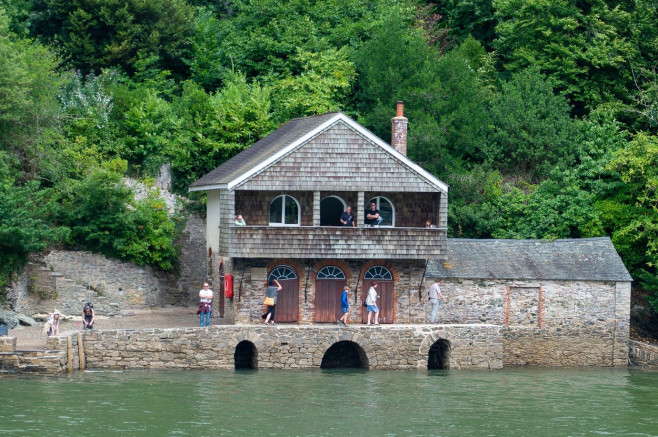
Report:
427,237,632,282
190,112,339,190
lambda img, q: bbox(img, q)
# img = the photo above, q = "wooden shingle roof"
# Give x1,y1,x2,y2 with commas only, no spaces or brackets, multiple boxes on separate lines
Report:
427,237,632,282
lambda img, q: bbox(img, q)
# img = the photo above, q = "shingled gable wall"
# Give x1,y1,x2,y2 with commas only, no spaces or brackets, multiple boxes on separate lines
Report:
234,121,444,194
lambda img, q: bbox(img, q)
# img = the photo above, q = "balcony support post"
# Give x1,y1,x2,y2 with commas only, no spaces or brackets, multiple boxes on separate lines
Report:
357,191,364,226
313,191,320,226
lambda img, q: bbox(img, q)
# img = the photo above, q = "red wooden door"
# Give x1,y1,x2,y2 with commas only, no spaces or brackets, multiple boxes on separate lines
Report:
361,281,394,324
315,279,347,323
273,278,299,323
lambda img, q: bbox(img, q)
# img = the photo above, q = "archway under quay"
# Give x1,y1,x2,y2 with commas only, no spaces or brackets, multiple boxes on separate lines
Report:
234,340,258,370
321,340,369,369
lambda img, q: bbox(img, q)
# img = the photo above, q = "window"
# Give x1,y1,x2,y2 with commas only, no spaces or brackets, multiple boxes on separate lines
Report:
269,265,298,281
316,266,346,279
367,196,395,226
270,195,300,226
364,266,392,280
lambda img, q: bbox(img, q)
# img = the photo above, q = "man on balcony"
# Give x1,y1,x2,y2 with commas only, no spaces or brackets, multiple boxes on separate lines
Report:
340,205,356,227
366,202,383,227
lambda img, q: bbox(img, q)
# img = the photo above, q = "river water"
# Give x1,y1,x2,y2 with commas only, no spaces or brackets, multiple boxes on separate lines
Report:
1,368,657,436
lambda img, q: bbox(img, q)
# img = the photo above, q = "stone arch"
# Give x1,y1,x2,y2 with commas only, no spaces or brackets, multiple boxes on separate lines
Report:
419,332,452,370
312,331,377,369
234,340,258,370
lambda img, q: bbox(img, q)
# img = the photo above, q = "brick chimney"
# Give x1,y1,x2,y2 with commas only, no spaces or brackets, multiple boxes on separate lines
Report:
391,101,408,156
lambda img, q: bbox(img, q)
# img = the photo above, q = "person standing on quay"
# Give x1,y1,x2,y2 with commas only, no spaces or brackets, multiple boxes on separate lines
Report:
366,281,379,325
338,286,350,325
198,283,213,327
428,278,446,324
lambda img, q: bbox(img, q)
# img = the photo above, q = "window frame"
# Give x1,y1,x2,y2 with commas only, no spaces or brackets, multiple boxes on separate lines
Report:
269,194,301,226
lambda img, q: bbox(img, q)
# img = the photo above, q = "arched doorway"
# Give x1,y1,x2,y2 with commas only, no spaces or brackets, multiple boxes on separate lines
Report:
321,341,369,369
320,196,346,226
315,266,347,323
268,265,299,323
234,340,258,370
361,266,394,324
427,339,450,370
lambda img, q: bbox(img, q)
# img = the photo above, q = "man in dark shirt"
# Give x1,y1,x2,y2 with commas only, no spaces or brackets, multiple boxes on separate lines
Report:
340,205,355,227
366,202,383,226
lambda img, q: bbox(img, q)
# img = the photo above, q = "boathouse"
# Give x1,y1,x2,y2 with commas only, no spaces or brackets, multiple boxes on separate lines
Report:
189,104,632,367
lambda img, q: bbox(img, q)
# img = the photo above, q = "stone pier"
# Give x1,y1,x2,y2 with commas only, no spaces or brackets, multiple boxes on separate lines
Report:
45,324,503,371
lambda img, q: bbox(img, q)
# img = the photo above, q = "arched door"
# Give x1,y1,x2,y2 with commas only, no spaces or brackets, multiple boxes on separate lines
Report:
315,266,347,323
320,196,346,226
361,266,394,324
268,266,299,323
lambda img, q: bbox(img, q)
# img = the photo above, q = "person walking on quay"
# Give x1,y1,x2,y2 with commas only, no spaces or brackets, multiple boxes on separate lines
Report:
338,285,350,325
262,279,282,325
366,281,379,325
198,282,213,327
428,278,447,324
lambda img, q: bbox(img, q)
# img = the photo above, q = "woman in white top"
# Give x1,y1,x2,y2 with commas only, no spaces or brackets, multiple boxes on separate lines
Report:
366,281,379,325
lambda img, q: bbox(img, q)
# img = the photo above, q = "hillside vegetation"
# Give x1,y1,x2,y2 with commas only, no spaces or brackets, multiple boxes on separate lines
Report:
2,0,658,317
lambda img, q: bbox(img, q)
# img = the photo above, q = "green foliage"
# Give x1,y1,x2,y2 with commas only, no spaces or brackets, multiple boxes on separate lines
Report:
606,133,658,309
485,67,576,180
0,9,63,178
29,0,196,78
0,152,69,293
429,0,497,50
267,47,356,122
214,0,399,79
166,74,275,192
493,0,635,115
48,161,181,271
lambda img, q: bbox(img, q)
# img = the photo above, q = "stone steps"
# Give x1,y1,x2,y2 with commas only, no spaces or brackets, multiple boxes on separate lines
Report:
0,350,63,374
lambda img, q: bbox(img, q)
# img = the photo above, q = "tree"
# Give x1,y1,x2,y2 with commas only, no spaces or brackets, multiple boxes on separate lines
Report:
0,9,63,179
493,0,635,115
606,133,658,309
485,67,576,181
29,0,196,78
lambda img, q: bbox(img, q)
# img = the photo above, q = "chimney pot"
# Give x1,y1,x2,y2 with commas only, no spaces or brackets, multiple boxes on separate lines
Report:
391,101,408,156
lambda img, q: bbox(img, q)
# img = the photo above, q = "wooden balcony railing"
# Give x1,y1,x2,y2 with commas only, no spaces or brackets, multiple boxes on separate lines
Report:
228,226,446,259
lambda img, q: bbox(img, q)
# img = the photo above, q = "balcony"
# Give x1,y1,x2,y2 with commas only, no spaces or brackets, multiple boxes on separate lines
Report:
228,226,446,260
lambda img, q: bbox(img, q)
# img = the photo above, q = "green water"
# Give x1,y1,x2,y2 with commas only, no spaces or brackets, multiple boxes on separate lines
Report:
1,368,657,436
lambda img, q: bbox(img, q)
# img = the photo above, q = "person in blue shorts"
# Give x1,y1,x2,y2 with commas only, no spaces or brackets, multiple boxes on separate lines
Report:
338,286,350,325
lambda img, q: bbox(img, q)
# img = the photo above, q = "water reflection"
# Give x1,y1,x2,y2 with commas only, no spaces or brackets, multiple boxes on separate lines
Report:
1,368,657,436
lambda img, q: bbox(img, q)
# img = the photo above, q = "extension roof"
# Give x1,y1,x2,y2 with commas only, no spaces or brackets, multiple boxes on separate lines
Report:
427,237,632,282
189,112,448,193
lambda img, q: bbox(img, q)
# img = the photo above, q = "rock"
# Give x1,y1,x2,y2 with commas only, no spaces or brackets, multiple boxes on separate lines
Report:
16,314,38,326
0,309,19,329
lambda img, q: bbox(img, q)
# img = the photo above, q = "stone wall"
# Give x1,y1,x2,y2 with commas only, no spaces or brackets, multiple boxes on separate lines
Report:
222,266,630,367
10,214,209,317
18,251,175,317
47,324,503,371
629,340,658,366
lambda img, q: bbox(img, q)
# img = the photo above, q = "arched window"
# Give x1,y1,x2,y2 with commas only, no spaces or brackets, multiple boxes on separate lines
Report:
364,266,392,280
268,265,298,281
316,266,346,279
366,196,395,226
269,195,300,226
